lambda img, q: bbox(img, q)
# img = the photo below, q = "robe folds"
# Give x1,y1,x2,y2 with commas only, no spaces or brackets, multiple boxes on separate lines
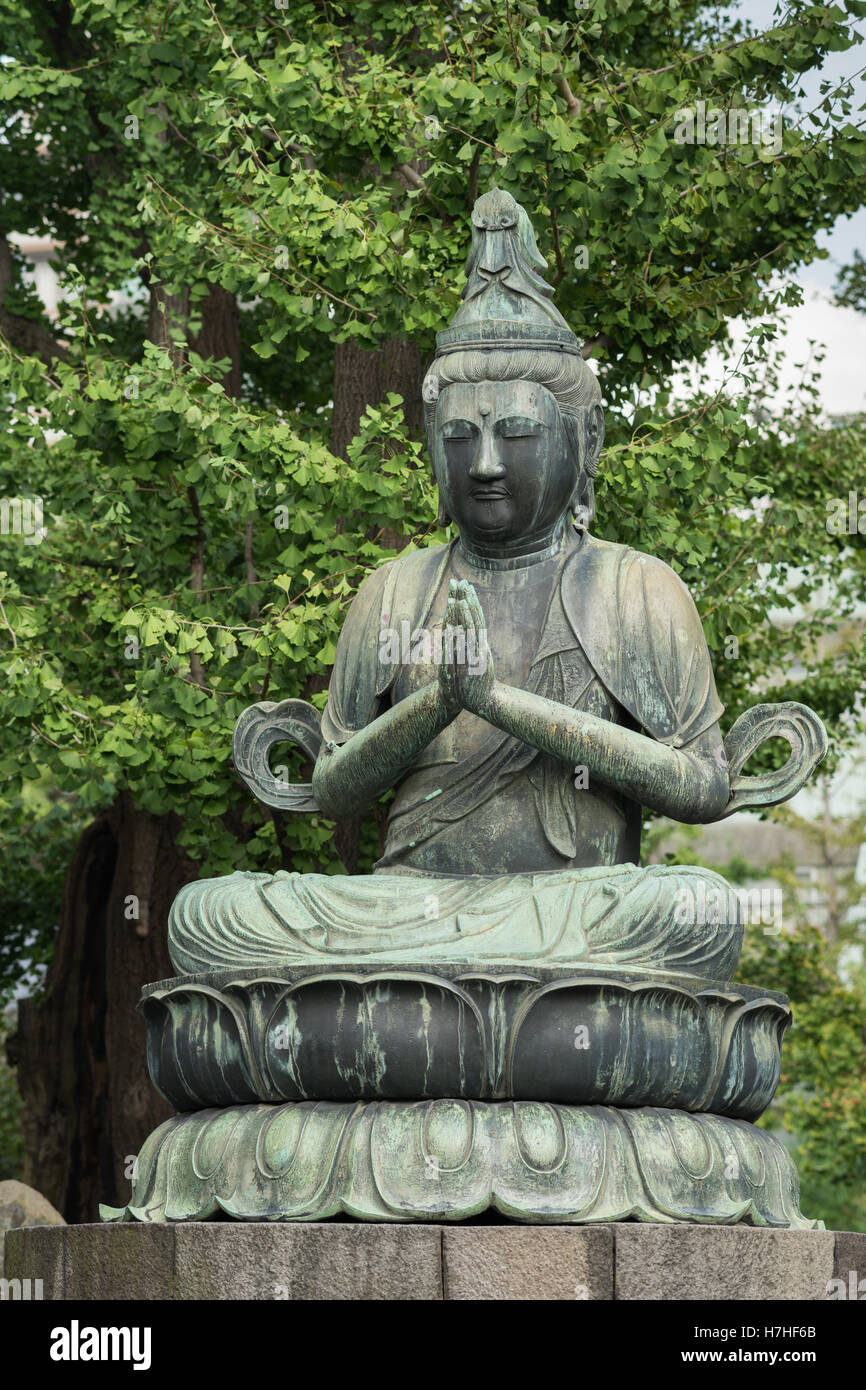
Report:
168,531,741,979
321,531,723,869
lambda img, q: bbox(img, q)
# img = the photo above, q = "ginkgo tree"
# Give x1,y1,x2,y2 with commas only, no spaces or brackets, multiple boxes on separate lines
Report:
1,0,865,1217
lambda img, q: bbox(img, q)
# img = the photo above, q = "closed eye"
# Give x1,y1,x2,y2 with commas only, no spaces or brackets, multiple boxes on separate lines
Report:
442,419,478,441
496,416,546,439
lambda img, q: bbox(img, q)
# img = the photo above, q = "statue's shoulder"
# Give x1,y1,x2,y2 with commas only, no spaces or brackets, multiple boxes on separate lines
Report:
383,542,452,626
352,542,449,596
339,554,397,629
561,532,721,744
387,541,451,580
564,533,697,612
340,541,450,639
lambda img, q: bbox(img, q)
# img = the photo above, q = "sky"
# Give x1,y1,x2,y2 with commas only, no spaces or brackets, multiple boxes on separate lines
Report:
710,0,866,414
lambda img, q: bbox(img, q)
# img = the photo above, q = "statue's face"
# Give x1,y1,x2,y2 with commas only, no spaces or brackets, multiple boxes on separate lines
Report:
434,380,574,546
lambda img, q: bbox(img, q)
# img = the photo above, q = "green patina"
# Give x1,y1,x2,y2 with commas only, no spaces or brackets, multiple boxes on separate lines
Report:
105,191,828,1227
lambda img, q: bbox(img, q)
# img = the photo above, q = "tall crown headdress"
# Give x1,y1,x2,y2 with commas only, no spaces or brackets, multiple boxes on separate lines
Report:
424,189,603,531
435,187,581,360
425,188,600,426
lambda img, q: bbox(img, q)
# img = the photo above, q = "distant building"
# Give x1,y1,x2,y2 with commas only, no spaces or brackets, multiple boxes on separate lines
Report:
8,235,62,318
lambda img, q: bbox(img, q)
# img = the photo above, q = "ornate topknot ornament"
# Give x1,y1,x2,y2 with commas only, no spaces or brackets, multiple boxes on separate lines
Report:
438,186,577,354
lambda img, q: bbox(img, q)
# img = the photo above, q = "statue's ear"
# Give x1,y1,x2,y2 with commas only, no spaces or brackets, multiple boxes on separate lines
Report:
584,402,605,476
426,415,450,527
570,477,594,533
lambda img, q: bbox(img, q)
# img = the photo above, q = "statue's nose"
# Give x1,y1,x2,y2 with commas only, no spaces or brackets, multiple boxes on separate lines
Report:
469,429,506,480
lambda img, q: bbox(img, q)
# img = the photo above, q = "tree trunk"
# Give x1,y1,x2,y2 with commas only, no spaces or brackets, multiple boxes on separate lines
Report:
330,335,426,460
13,799,198,1220
146,281,241,394
13,817,115,1220
12,283,243,1222
191,285,242,398
328,335,427,872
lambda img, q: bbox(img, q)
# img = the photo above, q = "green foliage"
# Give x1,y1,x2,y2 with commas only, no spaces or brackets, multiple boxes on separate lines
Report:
836,249,866,313
738,923,866,1230
0,798,81,1009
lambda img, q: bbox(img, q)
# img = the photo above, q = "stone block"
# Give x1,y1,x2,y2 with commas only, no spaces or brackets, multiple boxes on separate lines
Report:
443,1225,613,1300
172,1222,442,1301
830,1230,866,1300
4,1223,177,1300
614,1224,836,1301
66,1222,177,1300
5,1219,857,1302
3,1224,64,1298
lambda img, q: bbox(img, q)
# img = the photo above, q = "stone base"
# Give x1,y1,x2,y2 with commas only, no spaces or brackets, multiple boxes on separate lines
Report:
6,1221,861,1300
99,1100,818,1228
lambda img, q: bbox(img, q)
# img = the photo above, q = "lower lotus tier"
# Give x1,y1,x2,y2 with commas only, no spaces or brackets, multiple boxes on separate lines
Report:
100,1100,818,1229
141,966,790,1119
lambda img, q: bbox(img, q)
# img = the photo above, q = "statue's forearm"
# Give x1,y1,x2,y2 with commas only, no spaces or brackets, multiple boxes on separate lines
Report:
312,682,455,820
481,682,730,823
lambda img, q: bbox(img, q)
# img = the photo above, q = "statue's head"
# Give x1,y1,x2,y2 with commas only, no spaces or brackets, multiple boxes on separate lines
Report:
424,188,603,547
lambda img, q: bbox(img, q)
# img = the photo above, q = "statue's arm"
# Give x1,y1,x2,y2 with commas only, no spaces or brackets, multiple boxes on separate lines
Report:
311,682,457,820
480,683,729,823
445,578,728,824
310,557,459,819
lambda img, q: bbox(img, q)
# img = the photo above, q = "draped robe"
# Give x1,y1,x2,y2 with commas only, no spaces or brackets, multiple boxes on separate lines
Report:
169,531,743,978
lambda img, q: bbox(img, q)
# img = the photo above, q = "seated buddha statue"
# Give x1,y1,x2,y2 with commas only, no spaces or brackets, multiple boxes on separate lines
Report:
169,188,826,982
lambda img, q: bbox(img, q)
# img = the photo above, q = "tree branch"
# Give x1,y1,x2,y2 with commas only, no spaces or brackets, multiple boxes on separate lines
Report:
395,162,426,189
244,517,259,619
559,71,582,119
581,332,615,360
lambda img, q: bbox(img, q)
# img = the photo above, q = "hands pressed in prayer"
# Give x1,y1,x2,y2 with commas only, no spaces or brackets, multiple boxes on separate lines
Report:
439,579,495,717
434,580,731,825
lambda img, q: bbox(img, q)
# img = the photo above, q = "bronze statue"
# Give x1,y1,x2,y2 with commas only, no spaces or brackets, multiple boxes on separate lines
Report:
104,190,827,1228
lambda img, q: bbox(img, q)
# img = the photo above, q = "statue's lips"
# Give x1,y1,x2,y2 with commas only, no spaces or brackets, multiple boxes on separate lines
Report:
469,487,510,501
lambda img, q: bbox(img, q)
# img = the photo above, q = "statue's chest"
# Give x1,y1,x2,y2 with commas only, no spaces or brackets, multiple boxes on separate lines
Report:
389,564,621,760
390,565,550,696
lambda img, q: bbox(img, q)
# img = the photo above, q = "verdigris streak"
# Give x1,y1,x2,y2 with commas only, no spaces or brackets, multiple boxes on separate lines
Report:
103,188,827,1228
